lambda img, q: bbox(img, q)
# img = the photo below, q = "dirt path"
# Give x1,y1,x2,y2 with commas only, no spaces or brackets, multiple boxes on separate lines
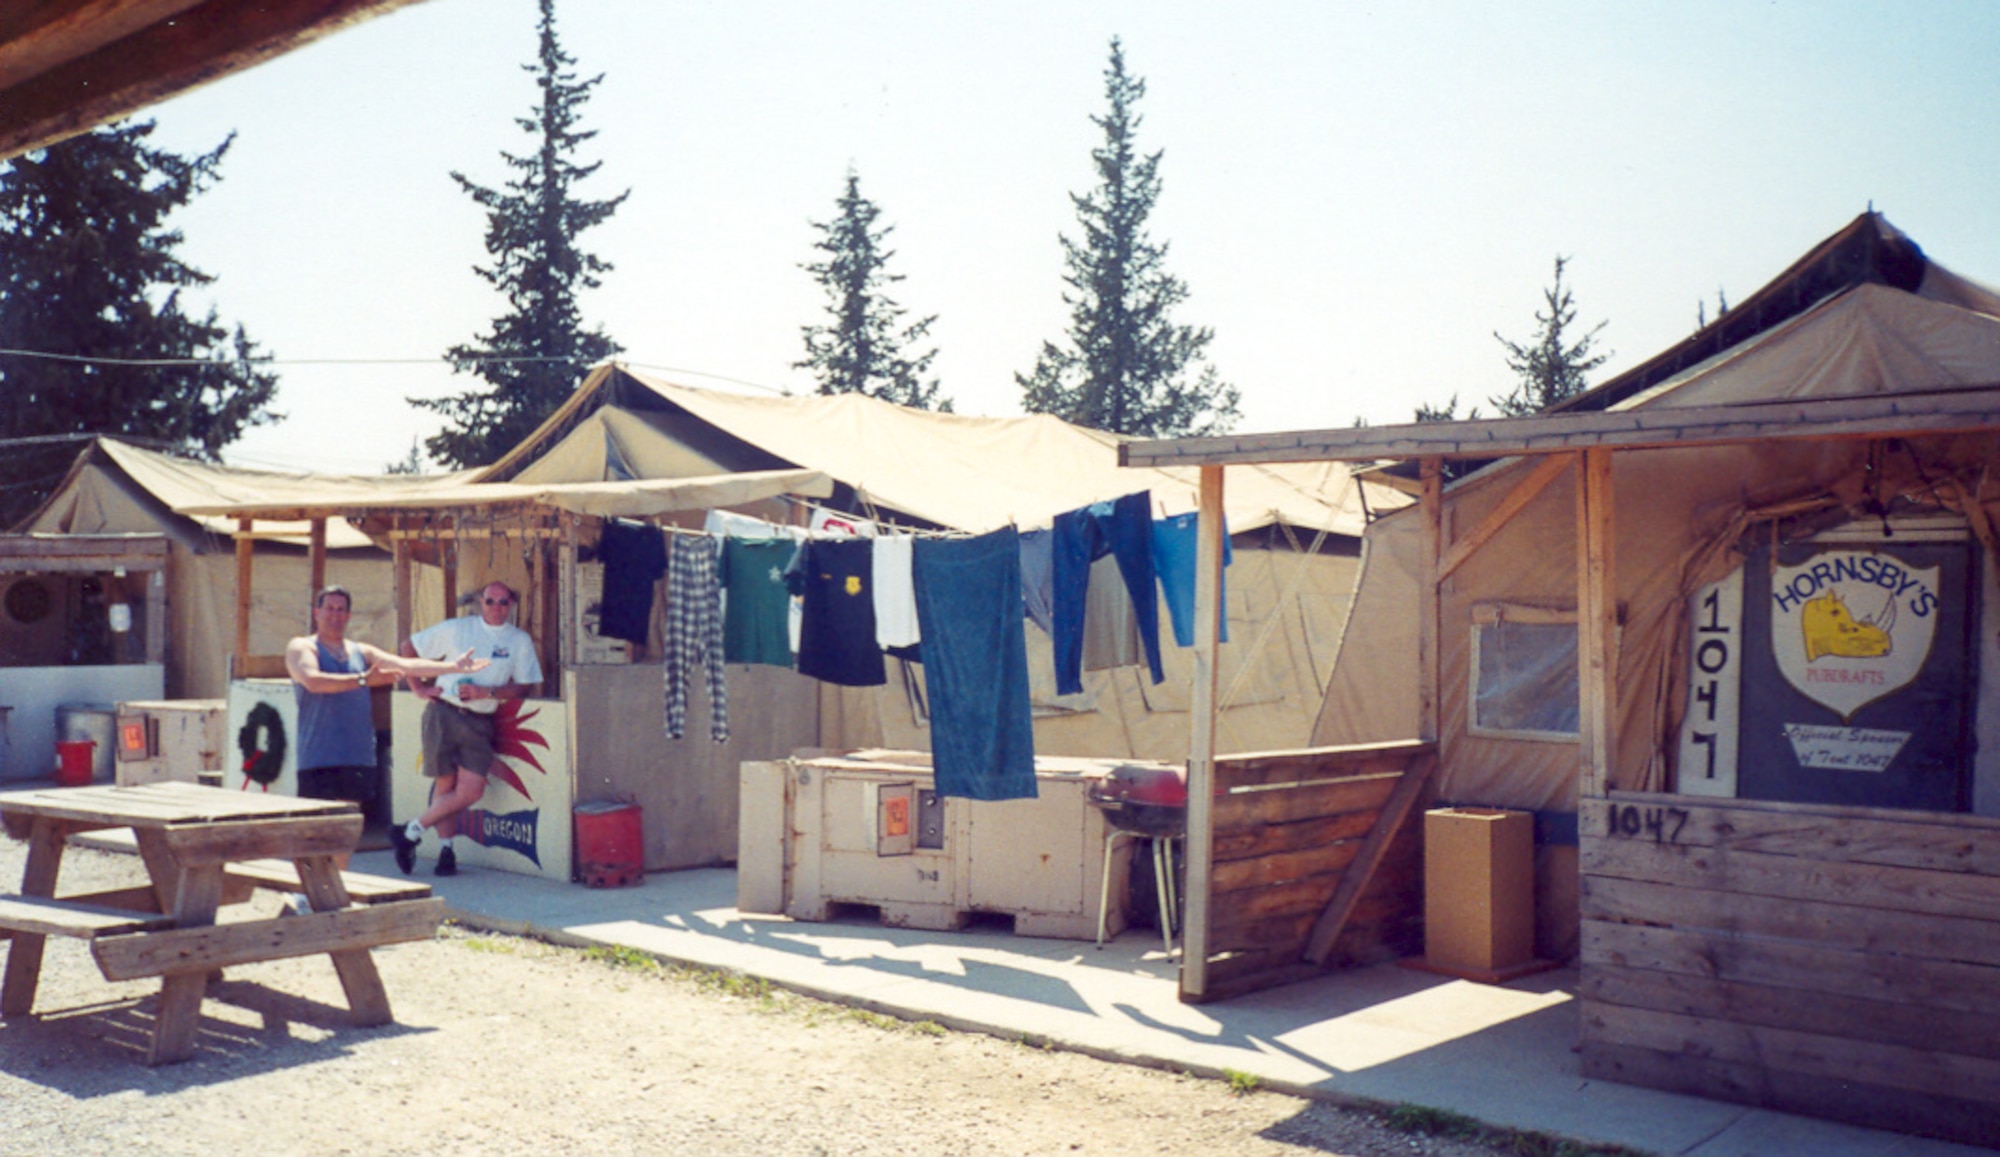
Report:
0,844,1600,1157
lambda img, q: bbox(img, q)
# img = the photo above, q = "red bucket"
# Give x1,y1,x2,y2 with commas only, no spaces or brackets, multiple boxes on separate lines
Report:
55,739,95,787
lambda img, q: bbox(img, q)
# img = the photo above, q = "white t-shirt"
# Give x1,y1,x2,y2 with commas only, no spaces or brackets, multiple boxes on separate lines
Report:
410,614,544,715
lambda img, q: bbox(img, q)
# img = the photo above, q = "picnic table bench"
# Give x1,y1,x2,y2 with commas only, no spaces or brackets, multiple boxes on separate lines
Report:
1,782,445,1064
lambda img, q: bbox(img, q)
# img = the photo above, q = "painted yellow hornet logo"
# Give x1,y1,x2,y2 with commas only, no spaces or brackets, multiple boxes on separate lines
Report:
1800,589,1892,662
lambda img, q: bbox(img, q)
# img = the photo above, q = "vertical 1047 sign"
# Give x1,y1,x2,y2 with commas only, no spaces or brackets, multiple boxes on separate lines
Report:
1678,569,1743,796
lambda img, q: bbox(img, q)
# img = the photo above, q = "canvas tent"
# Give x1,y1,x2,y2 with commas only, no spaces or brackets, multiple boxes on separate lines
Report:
480,364,1405,762
13,437,437,699
1120,212,2000,1141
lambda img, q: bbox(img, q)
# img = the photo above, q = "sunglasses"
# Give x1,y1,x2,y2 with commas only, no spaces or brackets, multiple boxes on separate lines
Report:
483,597,514,606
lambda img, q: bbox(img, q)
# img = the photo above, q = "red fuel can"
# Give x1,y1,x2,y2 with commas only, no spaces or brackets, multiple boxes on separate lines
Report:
573,800,644,888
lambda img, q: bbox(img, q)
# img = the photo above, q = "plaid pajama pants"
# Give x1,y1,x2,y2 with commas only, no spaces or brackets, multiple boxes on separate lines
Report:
664,534,729,742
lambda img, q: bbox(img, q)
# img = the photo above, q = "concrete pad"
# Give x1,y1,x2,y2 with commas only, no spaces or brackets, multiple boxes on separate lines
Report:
346,850,1995,1157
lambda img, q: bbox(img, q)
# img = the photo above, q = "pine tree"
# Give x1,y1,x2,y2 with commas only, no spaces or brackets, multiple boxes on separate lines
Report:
796,170,949,410
1490,255,1609,417
1414,394,1478,423
0,121,278,525
1017,39,1239,438
417,0,627,468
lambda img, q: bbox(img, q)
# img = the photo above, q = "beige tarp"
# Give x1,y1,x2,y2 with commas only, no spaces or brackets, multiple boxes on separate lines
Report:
1314,266,2000,815
175,467,836,520
507,368,1391,537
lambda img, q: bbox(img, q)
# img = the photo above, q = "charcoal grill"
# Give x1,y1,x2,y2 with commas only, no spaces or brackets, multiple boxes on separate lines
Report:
1086,764,1187,952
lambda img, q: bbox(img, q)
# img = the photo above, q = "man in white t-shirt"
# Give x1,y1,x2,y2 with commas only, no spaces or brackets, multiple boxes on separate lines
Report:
389,581,544,876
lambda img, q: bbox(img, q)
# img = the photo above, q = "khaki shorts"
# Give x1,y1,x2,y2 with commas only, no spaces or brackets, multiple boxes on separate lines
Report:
420,699,497,779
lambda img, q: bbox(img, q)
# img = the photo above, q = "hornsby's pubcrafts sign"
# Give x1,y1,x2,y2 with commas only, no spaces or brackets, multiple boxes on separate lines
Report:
1679,547,1940,796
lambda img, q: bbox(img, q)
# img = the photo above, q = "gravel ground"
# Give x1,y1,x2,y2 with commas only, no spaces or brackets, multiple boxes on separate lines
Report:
0,841,1621,1157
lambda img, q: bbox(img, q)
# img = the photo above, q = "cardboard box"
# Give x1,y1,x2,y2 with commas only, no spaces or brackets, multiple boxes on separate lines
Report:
1423,807,1535,975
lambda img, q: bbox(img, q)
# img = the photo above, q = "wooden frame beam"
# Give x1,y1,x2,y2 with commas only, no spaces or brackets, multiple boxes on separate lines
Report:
1178,465,1225,1002
1121,385,2000,469
1577,449,1616,798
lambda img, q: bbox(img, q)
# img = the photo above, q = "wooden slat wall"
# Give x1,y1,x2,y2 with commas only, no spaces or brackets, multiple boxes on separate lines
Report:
1195,742,1433,1001
1578,791,2000,1146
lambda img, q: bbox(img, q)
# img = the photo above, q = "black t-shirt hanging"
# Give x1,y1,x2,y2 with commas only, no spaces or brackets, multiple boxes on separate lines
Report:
598,520,667,645
787,538,886,686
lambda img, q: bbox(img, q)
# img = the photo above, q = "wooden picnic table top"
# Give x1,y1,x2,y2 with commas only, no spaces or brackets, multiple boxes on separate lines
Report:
0,781,357,833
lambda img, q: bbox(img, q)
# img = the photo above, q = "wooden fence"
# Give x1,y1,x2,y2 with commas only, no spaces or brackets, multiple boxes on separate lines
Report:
1194,741,1436,1002
1578,791,2000,1146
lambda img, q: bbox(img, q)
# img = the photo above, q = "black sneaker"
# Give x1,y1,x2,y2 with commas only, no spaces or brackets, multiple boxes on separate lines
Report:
435,847,457,877
389,825,418,876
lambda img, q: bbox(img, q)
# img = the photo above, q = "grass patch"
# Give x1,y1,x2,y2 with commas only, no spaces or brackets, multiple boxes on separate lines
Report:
1224,1068,1262,1096
583,944,661,972
1379,1102,1648,1157
459,937,518,955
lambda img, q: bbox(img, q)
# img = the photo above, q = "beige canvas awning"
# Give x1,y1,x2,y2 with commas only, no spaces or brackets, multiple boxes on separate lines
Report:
174,467,835,521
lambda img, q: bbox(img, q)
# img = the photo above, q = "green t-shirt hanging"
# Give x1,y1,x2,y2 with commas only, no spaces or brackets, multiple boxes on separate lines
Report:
722,537,796,666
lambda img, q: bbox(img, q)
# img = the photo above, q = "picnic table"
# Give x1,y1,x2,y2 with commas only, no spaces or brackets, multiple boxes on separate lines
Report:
0,781,444,1064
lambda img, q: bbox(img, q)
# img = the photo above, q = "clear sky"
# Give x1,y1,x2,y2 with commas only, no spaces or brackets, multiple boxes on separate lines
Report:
131,0,2000,476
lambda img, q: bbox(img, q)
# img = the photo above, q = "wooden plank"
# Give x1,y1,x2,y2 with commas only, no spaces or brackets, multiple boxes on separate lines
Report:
1580,874,2000,966
1580,999,2000,1106
0,533,167,562
1212,882,1417,954
1581,1038,1999,1148
1581,834,2000,920
1417,458,1440,741
1577,447,1614,800
1208,871,1347,921
1212,809,1380,862
1304,751,1436,964
1179,463,1225,1003
51,884,164,914
157,814,362,865
1118,385,2000,469
1212,773,1399,829
393,530,413,650
0,0,424,160
296,855,394,1025
1581,918,2000,1016
1197,950,1326,1001
1581,957,2000,1061
0,894,175,938
1438,454,1570,582
1213,741,1431,791
148,860,224,1064
0,816,66,1014
233,517,253,678
1212,840,1361,894
92,897,444,981
224,859,433,904
1582,796,2000,875
308,516,327,606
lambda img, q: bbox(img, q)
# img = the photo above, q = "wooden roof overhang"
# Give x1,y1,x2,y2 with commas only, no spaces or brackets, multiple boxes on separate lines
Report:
1118,386,2000,1001
0,0,425,161
183,466,835,687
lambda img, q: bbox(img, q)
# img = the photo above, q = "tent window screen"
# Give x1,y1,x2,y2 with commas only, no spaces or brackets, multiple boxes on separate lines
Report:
1469,607,1579,740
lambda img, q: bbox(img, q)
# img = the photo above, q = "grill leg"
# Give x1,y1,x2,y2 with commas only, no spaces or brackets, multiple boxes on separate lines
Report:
1096,829,1128,948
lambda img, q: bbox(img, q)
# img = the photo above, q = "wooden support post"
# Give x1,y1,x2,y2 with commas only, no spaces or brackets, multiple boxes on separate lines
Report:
1577,448,1616,798
559,511,579,670
440,519,458,621
233,518,254,680
392,527,413,648
1417,459,1443,743
308,517,327,625
1179,464,1226,1003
